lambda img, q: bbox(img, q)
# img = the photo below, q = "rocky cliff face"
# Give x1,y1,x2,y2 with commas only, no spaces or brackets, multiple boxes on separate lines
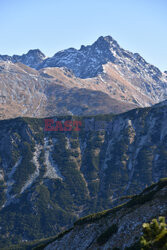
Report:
0,103,167,247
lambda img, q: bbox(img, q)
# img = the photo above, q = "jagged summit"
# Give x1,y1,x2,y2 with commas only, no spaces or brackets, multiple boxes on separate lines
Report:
0,48,46,68
21,48,46,60
13,49,46,68
94,35,119,45
27,48,44,54
37,35,124,77
79,36,117,51
37,35,163,81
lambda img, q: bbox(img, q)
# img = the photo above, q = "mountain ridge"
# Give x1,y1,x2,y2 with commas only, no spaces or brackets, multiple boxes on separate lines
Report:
42,178,167,250
3,178,167,249
0,102,167,247
0,35,164,79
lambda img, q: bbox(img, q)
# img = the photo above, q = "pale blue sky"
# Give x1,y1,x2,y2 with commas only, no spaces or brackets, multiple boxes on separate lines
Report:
0,0,166,71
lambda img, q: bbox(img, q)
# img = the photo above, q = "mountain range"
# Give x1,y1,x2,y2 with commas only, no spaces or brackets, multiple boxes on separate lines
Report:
0,35,167,248
0,36,167,120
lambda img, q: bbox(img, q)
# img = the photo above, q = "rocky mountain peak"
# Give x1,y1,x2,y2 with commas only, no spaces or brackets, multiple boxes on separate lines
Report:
37,35,122,78
92,35,120,54
12,49,46,68
26,49,45,58
39,35,163,80
94,35,115,43
0,49,46,69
